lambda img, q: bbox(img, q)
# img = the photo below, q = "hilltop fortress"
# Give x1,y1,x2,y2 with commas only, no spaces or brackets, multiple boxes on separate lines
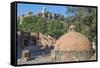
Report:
17,7,65,24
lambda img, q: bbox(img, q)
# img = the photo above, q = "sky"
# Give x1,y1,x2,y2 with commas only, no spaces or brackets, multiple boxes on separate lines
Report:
17,3,68,17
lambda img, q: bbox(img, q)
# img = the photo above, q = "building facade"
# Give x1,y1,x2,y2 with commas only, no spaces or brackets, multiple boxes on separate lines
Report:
17,31,56,59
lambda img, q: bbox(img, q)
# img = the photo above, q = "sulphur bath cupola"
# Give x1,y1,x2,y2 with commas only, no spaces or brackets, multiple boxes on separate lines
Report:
54,25,95,62
68,25,76,32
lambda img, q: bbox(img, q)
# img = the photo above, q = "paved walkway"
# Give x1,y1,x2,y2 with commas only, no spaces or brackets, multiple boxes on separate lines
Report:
17,54,54,65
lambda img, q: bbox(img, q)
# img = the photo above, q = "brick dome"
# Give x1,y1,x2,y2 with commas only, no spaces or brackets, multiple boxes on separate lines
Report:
53,25,95,61
55,30,92,51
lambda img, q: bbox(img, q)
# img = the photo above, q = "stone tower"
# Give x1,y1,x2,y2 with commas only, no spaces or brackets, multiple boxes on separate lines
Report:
42,6,47,18
19,16,24,24
42,6,46,13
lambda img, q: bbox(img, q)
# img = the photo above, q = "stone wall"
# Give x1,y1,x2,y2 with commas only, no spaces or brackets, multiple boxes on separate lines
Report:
53,50,95,62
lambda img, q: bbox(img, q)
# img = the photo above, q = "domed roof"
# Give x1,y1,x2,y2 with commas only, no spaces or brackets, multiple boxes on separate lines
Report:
55,26,92,51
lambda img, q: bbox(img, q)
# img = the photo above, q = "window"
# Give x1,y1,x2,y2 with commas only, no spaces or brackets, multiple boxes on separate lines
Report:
24,40,28,47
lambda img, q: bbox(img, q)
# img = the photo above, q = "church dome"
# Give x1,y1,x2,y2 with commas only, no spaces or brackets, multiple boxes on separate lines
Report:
55,25,92,51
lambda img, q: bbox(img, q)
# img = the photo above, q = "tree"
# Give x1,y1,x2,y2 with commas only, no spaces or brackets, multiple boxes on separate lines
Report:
66,6,97,42
18,16,67,39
